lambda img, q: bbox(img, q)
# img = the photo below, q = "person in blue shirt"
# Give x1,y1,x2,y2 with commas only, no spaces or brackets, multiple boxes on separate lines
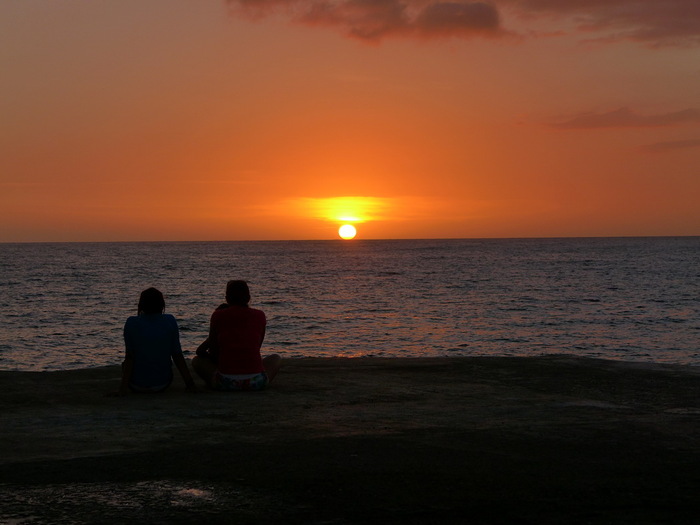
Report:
118,287,196,395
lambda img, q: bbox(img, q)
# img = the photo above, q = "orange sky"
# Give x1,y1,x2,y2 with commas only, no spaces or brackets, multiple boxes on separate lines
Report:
1,0,699,241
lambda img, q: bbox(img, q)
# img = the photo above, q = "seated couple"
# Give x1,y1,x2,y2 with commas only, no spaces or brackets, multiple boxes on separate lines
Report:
117,281,281,395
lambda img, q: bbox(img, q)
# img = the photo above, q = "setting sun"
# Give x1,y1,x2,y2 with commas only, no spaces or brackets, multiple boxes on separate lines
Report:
338,224,357,240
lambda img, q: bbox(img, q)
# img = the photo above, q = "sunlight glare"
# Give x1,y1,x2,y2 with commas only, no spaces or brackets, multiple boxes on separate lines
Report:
297,196,393,223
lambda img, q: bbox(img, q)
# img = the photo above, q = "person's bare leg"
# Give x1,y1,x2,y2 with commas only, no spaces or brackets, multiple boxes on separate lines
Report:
191,356,216,388
263,354,282,382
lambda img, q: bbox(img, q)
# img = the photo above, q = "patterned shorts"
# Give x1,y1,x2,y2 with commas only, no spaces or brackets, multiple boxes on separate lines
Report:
212,371,269,391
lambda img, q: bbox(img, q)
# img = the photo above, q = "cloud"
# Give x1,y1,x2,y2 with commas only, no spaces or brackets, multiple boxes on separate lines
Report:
641,138,700,153
229,1,502,41
552,108,700,130
505,0,700,46
412,2,501,38
229,0,700,46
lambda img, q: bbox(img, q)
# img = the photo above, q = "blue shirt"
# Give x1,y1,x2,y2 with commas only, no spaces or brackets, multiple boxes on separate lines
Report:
124,313,183,389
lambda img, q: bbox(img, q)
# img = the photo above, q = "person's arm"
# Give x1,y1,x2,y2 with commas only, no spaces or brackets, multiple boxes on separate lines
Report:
196,337,211,358
169,315,197,392
173,353,198,392
207,317,220,363
117,319,135,396
117,355,134,396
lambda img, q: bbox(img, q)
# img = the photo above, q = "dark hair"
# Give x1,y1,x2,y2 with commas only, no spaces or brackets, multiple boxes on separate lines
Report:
138,287,165,315
225,280,251,307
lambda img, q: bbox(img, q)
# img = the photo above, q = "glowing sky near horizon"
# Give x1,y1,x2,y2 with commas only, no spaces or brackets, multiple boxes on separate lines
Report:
1,0,699,241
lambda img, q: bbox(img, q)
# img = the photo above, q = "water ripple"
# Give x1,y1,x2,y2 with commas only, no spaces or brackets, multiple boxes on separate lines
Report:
0,238,698,370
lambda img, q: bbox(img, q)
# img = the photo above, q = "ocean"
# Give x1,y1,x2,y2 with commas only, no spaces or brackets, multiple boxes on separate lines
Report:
0,237,698,371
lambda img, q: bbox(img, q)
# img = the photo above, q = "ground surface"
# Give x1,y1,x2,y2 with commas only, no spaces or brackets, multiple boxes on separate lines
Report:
1,356,699,524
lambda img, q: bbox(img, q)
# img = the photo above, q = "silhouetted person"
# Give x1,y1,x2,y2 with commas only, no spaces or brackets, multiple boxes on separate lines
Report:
117,287,196,395
192,280,281,390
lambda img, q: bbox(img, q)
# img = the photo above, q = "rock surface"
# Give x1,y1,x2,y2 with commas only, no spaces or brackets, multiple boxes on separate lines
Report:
1,356,699,524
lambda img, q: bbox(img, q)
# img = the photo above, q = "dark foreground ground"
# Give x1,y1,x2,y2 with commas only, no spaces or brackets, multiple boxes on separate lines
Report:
1,356,699,524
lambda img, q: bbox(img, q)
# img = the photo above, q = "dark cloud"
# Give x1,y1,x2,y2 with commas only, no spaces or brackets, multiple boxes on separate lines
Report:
505,0,700,46
228,0,700,46
413,2,501,38
300,0,409,40
229,1,502,41
641,139,700,153
552,108,700,130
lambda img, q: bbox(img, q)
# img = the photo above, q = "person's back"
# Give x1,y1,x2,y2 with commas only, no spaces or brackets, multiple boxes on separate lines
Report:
124,312,181,389
211,304,266,375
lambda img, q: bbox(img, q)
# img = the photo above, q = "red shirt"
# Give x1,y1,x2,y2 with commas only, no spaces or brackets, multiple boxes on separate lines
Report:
210,305,266,374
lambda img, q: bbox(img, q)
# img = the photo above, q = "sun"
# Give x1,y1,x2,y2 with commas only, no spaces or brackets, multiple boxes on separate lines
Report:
338,224,357,240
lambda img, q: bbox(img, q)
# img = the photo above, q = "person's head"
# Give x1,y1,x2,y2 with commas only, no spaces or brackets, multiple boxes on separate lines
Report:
225,280,251,307
137,287,165,315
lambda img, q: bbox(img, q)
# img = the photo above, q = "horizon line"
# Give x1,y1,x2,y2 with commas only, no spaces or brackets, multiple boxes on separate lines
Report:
2,234,699,245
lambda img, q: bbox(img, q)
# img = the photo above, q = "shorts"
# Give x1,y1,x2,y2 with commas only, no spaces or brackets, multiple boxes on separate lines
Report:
213,371,269,391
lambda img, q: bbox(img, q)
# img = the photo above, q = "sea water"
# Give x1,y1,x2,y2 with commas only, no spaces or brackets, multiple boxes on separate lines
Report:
0,237,698,371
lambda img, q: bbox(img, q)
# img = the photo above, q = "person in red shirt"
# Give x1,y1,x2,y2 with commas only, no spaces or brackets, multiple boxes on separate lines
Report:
192,280,281,391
